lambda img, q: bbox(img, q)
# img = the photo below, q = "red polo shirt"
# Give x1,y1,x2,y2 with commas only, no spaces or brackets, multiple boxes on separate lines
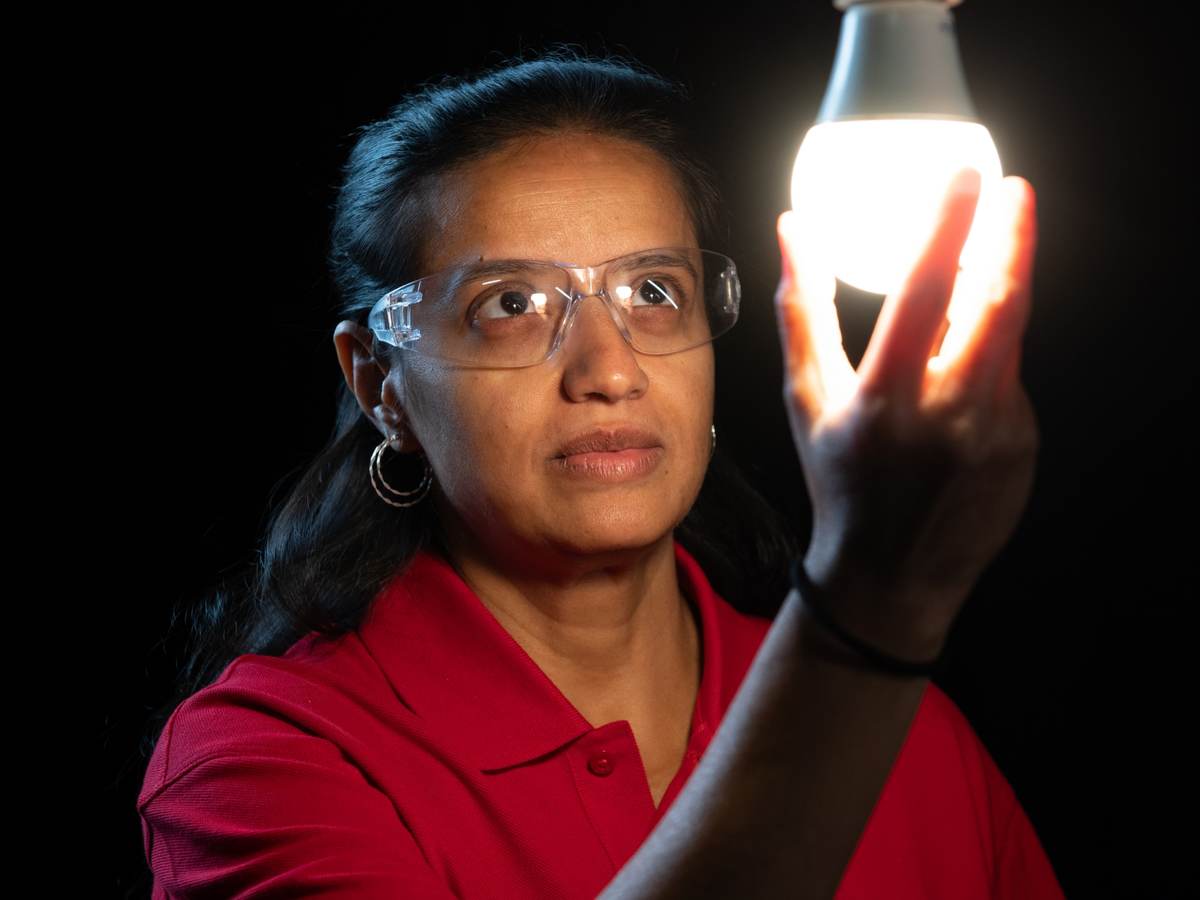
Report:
138,539,1065,898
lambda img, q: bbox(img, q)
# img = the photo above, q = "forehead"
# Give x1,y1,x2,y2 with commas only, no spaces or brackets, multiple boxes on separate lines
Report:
420,133,698,273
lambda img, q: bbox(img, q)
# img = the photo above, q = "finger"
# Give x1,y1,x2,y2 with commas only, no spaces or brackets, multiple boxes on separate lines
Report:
858,166,982,407
932,176,1037,410
997,338,1022,409
774,206,855,428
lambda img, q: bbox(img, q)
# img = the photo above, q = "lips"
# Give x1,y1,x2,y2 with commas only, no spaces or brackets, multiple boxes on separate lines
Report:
554,424,663,458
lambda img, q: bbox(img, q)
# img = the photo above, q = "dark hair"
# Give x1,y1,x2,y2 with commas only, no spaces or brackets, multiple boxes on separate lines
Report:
139,44,801,765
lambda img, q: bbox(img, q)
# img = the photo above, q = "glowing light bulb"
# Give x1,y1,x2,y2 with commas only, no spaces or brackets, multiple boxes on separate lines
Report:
792,0,1004,297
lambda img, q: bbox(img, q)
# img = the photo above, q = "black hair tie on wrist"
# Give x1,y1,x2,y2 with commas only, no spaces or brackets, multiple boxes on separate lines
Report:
789,556,942,678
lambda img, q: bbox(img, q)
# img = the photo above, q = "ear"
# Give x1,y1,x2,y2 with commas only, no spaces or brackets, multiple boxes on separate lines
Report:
332,320,412,448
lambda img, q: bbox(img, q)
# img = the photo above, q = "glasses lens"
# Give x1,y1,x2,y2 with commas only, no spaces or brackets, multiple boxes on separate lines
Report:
607,249,739,357
411,260,569,367
371,248,739,368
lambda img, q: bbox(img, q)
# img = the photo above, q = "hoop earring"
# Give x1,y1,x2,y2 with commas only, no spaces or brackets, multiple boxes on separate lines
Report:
710,423,717,458
370,426,433,508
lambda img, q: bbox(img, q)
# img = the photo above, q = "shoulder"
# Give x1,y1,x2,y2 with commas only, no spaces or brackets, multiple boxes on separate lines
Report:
913,680,989,752
884,681,1023,853
138,630,395,807
716,598,775,661
907,682,1018,801
842,681,1065,897
915,682,1019,805
909,684,1066,896
135,633,460,898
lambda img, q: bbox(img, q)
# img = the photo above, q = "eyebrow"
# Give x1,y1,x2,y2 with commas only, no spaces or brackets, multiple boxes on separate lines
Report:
428,250,701,311
455,258,547,280
428,259,545,310
619,251,699,281
454,250,699,281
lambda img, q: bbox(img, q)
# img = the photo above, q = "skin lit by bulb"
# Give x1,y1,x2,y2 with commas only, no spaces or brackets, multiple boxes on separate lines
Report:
790,119,1004,298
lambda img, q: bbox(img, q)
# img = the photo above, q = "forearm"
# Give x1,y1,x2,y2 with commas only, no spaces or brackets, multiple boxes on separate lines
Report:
598,573,940,899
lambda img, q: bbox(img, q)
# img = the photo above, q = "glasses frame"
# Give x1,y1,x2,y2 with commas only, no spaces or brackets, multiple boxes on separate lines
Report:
367,245,741,369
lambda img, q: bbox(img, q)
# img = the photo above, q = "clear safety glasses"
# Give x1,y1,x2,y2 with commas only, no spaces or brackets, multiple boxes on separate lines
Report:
367,246,741,368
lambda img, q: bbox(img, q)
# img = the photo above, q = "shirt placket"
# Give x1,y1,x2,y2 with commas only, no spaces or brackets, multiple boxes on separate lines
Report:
565,719,660,870
565,698,714,875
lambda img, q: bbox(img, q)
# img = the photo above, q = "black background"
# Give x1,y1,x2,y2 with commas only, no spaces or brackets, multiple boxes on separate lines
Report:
93,2,1187,897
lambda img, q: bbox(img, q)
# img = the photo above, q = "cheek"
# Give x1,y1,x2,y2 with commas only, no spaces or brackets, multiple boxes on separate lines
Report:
688,355,716,466
416,373,541,491
638,354,714,488
663,349,715,428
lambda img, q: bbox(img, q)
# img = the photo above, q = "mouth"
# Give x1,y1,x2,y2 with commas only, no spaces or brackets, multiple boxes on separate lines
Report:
551,424,665,483
550,446,666,482
553,425,664,459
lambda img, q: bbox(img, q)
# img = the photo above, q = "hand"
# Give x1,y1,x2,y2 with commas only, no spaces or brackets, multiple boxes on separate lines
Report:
774,167,1040,660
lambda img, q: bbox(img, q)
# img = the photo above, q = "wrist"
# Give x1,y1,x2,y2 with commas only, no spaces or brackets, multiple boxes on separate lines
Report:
799,549,953,664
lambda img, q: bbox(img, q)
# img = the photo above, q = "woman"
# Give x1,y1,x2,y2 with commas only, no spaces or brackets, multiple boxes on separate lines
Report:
137,47,1062,898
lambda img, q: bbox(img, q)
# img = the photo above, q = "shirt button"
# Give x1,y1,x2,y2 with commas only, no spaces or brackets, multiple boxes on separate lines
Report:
587,752,613,776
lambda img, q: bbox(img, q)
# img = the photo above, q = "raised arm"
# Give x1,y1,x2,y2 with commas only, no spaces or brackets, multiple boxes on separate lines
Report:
600,571,947,899
601,168,1042,899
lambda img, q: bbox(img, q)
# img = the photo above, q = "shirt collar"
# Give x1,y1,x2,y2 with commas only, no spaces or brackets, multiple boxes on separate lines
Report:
357,538,734,773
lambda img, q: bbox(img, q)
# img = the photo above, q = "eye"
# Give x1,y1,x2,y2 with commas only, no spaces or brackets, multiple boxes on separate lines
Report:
629,275,685,309
470,284,547,321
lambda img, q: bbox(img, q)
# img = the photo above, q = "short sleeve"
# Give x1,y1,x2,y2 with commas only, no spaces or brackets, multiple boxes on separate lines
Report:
915,683,1066,900
993,795,1066,899
137,727,457,899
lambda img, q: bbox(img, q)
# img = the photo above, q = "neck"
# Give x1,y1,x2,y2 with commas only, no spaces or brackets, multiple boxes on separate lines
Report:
434,513,698,730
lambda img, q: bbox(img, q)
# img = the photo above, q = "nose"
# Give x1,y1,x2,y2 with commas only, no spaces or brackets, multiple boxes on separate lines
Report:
557,292,649,401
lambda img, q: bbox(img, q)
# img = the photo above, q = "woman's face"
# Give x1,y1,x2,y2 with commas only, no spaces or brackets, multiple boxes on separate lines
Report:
382,132,715,573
